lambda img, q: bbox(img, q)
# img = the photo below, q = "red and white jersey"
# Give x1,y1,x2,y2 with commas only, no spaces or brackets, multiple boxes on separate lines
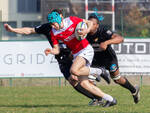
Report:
50,16,89,54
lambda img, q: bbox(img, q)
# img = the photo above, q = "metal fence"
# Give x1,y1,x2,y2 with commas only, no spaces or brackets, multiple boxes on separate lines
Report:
1,0,150,39
41,0,150,38
0,10,2,40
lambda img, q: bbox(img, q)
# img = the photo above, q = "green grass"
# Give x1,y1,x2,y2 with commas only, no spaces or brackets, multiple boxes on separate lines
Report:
0,85,149,113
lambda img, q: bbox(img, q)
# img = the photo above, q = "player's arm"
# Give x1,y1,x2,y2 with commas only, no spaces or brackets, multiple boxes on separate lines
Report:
105,33,124,45
45,31,60,55
4,24,36,35
44,44,60,55
100,33,124,50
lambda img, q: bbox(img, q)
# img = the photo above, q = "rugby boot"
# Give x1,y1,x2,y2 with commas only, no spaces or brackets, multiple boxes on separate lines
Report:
132,85,140,104
103,98,117,107
96,67,111,84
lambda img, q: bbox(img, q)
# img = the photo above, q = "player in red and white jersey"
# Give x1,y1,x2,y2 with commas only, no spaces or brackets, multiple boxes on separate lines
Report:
50,16,89,54
45,11,117,107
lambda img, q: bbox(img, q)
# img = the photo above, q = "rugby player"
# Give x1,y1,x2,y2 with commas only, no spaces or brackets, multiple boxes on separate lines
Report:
86,13,140,106
4,9,112,107
45,11,117,107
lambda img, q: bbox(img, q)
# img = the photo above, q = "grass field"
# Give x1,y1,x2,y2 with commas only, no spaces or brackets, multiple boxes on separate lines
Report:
0,85,149,113
0,86,150,113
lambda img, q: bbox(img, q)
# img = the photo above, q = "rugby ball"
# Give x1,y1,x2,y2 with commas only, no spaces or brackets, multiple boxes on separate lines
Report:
75,22,88,41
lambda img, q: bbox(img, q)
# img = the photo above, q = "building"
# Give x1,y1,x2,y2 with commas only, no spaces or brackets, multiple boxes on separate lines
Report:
0,0,41,40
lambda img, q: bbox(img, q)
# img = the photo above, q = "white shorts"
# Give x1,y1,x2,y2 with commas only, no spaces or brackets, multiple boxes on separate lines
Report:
73,45,94,66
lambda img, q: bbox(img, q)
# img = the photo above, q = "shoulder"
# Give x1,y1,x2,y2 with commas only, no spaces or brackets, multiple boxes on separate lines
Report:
69,16,79,19
35,23,50,29
35,23,51,34
63,16,78,22
98,26,113,35
69,16,83,23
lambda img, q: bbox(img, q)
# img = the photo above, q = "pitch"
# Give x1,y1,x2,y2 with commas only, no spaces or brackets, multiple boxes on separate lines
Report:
0,85,149,113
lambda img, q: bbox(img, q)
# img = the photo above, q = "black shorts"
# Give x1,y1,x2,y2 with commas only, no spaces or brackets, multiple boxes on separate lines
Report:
92,47,119,72
58,61,72,80
55,49,72,80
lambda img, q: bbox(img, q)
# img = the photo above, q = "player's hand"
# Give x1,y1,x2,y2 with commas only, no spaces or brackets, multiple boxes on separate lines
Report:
77,28,88,37
4,24,14,32
71,75,78,81
68,75,78,82
68,75,79,86
44,48,52,56
99,42,108,50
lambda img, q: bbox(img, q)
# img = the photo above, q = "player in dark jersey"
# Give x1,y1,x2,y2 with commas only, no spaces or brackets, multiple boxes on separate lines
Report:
86,13,140,106
4,9,111,106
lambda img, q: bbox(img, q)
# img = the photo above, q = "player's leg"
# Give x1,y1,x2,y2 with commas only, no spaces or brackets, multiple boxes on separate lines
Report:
110,67,140,104
78,76,117,107
70,45,99,77
70,56,89,76
70,56,110,84
70,50,116,107
58,55,103,105
61,44,110,105
68,75,104,106
105,49,140,104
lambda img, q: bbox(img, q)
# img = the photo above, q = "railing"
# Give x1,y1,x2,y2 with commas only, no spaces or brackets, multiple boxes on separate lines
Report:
0,10,2,40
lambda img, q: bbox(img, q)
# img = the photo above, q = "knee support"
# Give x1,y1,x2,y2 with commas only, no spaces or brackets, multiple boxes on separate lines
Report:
111,74,121,81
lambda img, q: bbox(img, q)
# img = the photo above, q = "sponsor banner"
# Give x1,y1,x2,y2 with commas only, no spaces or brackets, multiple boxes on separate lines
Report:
112,39,150,75
0,39,150,77
0,41,63,78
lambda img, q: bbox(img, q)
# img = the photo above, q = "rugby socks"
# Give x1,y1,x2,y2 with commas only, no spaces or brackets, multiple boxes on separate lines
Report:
89,67,102,77
120,78,136,94
102,94,113,102
93,95,103,101
74,83,101,100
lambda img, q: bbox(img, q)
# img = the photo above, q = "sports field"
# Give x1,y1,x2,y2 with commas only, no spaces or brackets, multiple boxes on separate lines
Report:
0,85,149,113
